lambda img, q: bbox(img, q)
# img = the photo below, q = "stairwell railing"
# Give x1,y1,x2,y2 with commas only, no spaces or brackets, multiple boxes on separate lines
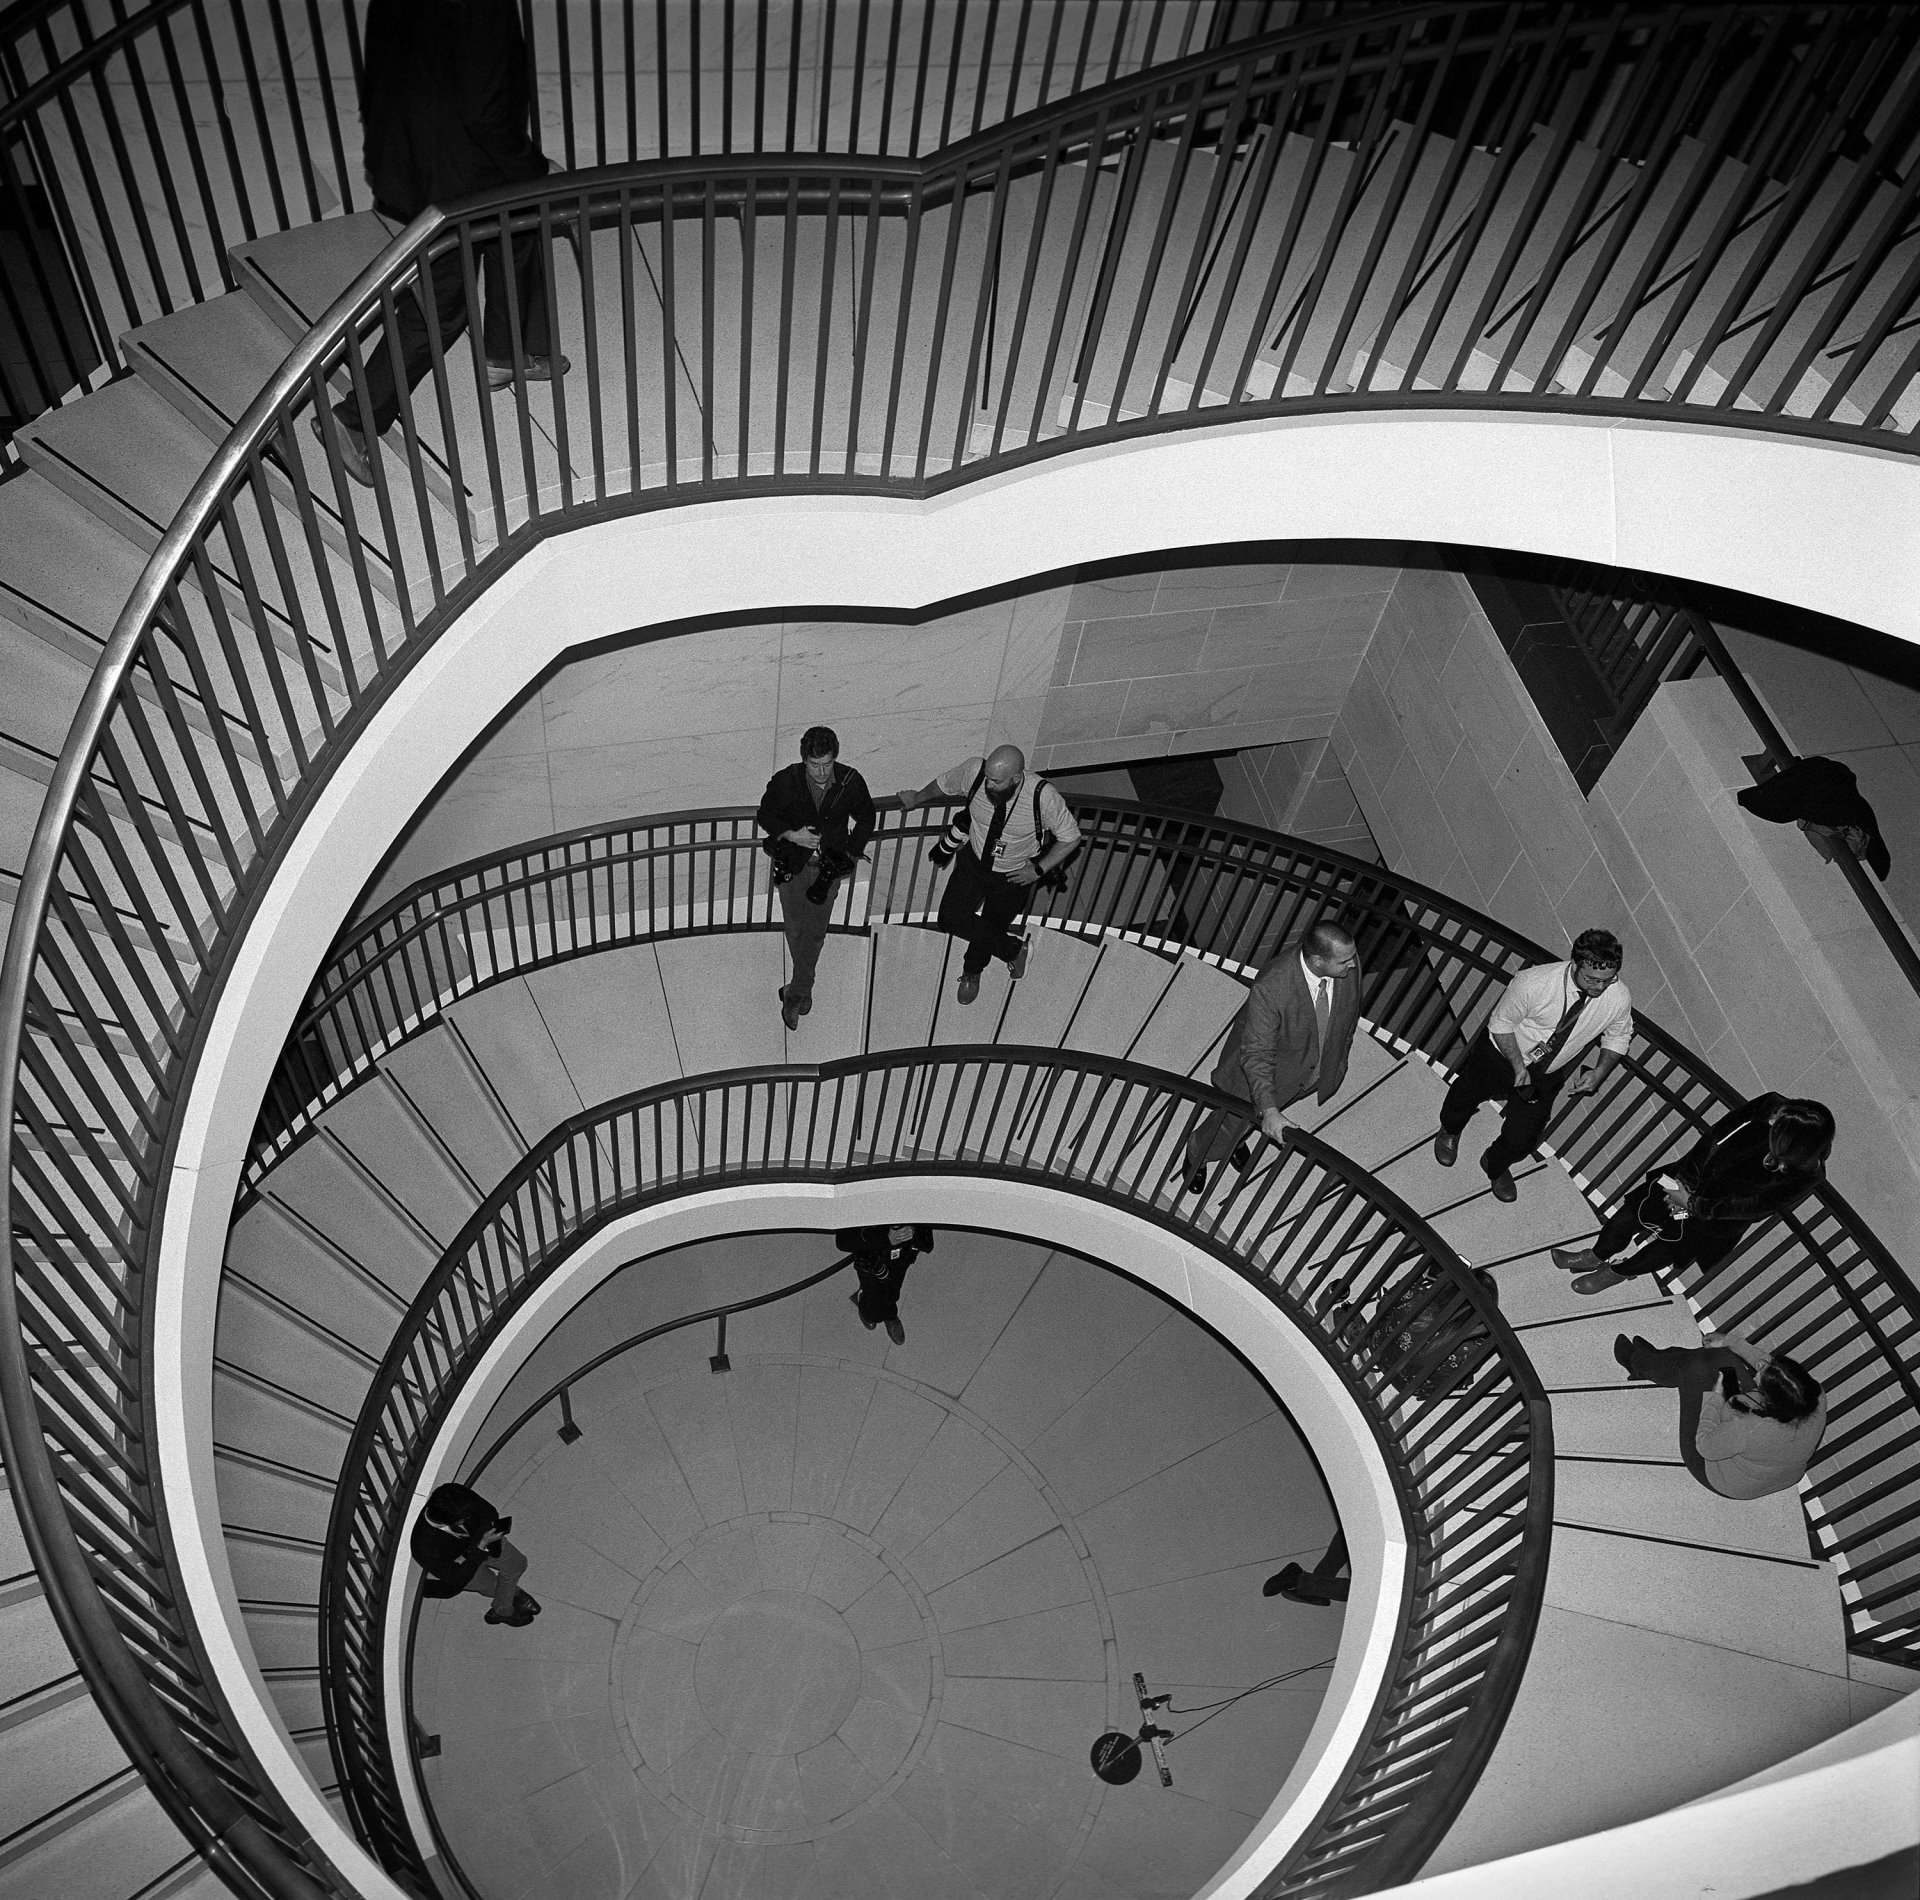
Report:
319,1044,1553,1897
7,7,1920,1896
256,794,1920,1671
0,0,1302,437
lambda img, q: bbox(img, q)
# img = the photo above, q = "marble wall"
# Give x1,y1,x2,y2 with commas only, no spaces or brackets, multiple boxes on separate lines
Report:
1594,681,1920,1272
1329,561,1919,1272
363,557,1397,912
1215,737,1380,862
1031,561,1393,773
1327,564,1675,1002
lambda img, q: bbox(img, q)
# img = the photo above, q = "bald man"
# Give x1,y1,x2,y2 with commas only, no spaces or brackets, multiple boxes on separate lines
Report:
899,746,1081,1004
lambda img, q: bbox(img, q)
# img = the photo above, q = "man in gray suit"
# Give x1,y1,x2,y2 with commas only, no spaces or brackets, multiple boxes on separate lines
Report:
1182,921,1363,1196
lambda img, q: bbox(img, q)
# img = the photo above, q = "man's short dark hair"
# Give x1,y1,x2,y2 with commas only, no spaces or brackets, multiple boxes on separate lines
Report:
800,726,839,760
1570,928,1623,972
1304,920,1355,960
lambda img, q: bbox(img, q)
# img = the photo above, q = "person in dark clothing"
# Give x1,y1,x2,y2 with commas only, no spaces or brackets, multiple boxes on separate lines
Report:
1737,755,1891,880
317,0,565,485
757,727,877,1031
1554,1094,1833,1294
836,1224,932,1345
409,1481,539,1626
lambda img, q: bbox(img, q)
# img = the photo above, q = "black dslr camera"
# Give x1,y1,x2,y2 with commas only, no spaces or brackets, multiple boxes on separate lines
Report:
806,848,855,905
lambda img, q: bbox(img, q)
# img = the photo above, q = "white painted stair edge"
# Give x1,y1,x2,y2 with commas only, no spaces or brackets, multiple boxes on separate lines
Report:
1385,1687,1920,1900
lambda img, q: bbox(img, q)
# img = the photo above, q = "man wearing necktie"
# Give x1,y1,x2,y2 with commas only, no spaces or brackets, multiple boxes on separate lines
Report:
1182,921,1362,1196
1435,928,1632,1202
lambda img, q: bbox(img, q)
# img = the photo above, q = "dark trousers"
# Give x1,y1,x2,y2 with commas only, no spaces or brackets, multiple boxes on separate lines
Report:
852,1255,907,1327
1593,1202,1747,1280
335,227,553,438
1623,1340,1720,1491
1185,1077,1313,1170
776,870,839,1004
1440,1030,1571,1178
936,845,1029,975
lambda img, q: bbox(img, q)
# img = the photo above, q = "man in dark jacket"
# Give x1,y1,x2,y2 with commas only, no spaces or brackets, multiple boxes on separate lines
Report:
409,1480,539,1626
836,1224,933,1345
1183,921,1362,1196
320,0,563,483
757,726,877,1030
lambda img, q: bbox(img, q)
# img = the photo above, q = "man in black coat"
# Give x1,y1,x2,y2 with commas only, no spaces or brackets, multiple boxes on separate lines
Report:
409,1481,540,1626
757,726,877,1030
320,0,563,483
1183,921,1363,1196
836,1225,933,1345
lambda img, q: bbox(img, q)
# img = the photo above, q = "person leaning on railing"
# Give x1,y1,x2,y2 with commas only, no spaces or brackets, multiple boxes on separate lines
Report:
313,0,570,487
1611,1331,1825,1501
898,745,1081,1006
1554,1094,1834,1296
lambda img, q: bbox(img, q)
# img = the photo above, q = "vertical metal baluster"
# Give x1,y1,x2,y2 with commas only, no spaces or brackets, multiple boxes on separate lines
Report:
935,0,967,150
808,172,841,473
911,151,972,477
841,167,884,475
659,175,680,485
949,148,1012,466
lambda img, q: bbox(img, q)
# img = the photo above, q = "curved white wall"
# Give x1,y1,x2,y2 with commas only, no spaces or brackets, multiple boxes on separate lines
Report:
384,1178,1411,1900
149,409,1920,1898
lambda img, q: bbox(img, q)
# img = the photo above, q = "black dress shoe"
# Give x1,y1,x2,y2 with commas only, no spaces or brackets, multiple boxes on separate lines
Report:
1433,1129,1458,1167
885,1317,905,1345
1231,1141,1253,1171
1181,1164,1209,1197
1486,1169,1518,1203
1262,1563,1303,1599
778,986,802,1031
1613,1334,1638,1376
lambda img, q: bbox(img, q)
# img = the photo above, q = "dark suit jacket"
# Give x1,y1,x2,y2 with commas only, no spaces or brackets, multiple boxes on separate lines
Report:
409,1482,504,1598
361,0,549,220
1212,948,1363,1114
757,761,877,864
1676,1092,1823,1226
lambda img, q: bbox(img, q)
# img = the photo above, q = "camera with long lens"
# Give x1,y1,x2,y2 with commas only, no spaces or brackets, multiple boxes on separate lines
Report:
807,848,855,905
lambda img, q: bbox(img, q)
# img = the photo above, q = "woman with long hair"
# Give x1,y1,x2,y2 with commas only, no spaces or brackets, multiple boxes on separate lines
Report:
1554,1094,1833,1295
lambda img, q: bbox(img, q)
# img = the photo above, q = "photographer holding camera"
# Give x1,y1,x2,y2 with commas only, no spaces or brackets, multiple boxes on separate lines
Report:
757,727,877,1031
898,745,1080,1005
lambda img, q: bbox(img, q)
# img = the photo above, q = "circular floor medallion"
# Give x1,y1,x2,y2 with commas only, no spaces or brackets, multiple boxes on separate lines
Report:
693,1589,863,1755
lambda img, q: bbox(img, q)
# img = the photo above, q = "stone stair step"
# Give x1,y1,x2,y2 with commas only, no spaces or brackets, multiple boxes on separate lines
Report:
443,977,592,1150
0,1776,193,1900
222,1199,406,1364
520,945,683,1110
1548,1526,1842,1680
314,1071,481,1247
655,933,788,1076
379,1022,529,1197
1555,1453,1820,1566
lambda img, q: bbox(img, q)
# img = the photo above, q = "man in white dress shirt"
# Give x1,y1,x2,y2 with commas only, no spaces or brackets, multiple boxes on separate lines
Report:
1434,927,1632,1202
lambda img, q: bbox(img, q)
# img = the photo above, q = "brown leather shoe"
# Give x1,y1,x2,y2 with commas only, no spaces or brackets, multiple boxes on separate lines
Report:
1433,1129,1458,1167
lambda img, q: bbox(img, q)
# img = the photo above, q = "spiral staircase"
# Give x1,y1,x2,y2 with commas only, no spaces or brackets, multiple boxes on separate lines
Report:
4,6,1920,1899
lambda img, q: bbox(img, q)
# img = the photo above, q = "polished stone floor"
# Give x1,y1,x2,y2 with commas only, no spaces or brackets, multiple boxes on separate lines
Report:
410,1231,1340,1900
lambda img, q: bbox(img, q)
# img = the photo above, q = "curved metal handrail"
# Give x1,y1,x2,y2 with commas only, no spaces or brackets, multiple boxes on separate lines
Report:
250,791,1920,1671
0,0,1293,437
6,8,1920,1894
319,1043,1553,1896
